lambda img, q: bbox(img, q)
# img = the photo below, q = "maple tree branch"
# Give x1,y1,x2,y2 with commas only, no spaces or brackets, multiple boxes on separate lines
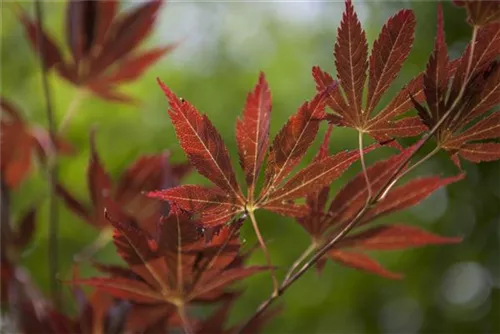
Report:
283,241,317,283
358,131,372,201
59,89,87,134
34,0,60,307
248,209,279,296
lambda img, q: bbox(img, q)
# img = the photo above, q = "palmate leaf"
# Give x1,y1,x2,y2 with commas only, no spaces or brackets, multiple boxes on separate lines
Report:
150,73,366,230
411,6,500,167
297,145,464,279
314,0,426,145
18,0,174,104
70,206,268,333
150,72,366,294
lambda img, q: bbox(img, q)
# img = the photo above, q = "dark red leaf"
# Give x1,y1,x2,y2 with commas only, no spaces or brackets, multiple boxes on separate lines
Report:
263,91,327,193
366,9,416,115
423,4,450,124
328,250,403,279
99,45,177,85
70,276,161,304
94,0,119,48
265,146,375,204
326,143,419,227
315,2,423,143
158,79,244,202
312,66,349,122
236,72,272,189
73,208,267,312
262,203,310,219
66,0,97,64
90,0,163,75
18,12,64,69
334,0,367,121
456,142,500,163
360,174,465,224
148,185,240,227
54,187,92,228
338,224,462,250
415,11,500,165
19,0,170,103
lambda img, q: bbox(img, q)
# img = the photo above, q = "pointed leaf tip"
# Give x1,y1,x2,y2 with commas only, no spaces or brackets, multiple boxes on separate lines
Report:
236,71,272,188
161,84,242,199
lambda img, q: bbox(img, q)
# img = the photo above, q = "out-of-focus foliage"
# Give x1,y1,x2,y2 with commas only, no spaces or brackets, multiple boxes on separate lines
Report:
1,1,498,333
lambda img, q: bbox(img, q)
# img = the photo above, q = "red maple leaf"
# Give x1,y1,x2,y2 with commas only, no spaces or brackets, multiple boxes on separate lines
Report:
0,98,73,188
296,130,464,279
18,0,175,104
411,6,500,167
56,129,191,260
313,0,427,146
148,72,370,292
70,205,268,333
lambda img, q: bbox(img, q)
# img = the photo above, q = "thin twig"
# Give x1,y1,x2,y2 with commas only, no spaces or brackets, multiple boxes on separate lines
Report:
34,0,60,307
238,29,480,331
283,242,317,283
379,145,441,200
248,210,279,296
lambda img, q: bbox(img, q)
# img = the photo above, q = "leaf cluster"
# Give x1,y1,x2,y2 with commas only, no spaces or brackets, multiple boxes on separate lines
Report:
1,0,499,333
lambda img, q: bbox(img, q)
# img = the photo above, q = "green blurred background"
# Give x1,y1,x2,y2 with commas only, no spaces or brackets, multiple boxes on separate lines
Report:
1,1,499,333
